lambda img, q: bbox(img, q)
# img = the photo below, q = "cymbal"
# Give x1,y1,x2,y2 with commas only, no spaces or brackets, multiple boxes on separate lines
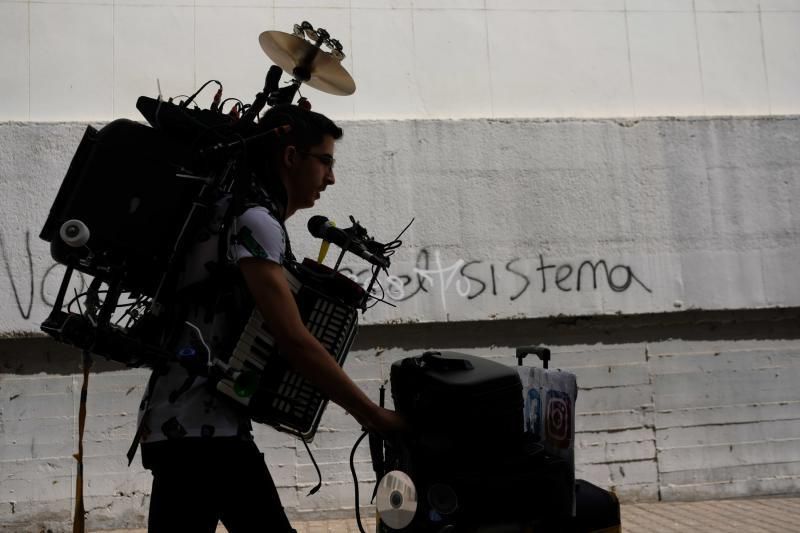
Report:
259,30,355,96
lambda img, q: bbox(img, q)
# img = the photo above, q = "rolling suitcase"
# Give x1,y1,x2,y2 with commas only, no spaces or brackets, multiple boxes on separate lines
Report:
376,349,619,532
384,351,570,530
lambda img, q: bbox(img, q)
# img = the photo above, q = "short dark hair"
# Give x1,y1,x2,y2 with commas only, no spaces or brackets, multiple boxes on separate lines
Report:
247,104,342,209
258,104,342,159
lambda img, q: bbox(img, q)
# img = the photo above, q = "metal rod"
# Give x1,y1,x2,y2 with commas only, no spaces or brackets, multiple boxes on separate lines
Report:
52,265,74,312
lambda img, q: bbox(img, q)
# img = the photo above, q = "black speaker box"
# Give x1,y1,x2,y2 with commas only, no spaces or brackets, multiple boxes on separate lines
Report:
390,351,524,460
40,119,202,295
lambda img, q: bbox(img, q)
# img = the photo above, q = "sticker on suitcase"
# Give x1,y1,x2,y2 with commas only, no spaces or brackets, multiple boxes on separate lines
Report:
525,388,543,439
545,389,573,449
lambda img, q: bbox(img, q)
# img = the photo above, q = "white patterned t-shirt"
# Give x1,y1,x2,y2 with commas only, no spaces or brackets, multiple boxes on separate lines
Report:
137,200,287,444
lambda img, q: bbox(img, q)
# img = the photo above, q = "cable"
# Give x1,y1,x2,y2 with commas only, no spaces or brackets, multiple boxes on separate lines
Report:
72,288,84,316
380,217,414,259
301,438,323,497
365,265,397,310
114,295,145,326
350,429,370,533
180,79,222,109
170,94,190,104
219,98,244,114
67,290,145,314
351,219,415,311
184,320,213,369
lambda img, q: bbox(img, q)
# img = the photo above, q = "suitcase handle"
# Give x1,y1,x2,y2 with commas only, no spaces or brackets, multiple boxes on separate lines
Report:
516,346,551,369
419,351,474,371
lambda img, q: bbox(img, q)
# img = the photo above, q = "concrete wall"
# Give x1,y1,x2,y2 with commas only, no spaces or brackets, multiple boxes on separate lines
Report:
1,1,800,122
2,309,799,531
2,116,799,333
0,115,799,531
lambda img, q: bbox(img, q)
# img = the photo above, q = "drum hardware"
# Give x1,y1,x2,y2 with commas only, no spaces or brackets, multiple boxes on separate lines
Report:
259,22,356,96
40,20,356,371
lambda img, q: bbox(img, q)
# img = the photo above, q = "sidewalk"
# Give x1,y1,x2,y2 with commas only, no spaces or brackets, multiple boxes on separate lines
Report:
101,496,800,533
621,496,800,532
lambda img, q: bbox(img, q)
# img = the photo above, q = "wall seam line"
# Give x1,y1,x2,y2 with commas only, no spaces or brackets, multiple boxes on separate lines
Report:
692,0,707,116
111,0,115,117
193,0,197,93
624,0,637,118
483,1,495,119
756,2,772,115
27,0,31,120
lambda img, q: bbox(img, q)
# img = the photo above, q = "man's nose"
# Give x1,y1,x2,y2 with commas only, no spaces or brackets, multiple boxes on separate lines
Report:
326,168,335,185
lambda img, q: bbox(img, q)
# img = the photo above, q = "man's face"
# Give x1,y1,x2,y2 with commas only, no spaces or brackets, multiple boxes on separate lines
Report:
284,134,336,212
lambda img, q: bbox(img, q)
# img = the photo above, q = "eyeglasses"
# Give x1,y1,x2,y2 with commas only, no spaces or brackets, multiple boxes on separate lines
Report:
300,152,335,170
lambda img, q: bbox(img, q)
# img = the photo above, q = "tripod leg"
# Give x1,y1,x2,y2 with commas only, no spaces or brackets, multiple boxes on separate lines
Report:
73,349,93,533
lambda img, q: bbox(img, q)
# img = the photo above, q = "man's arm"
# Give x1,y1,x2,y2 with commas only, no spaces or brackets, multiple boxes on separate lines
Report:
239,257,404,434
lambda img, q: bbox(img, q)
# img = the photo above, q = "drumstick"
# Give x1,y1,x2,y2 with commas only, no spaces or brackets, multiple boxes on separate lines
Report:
317,220,335,263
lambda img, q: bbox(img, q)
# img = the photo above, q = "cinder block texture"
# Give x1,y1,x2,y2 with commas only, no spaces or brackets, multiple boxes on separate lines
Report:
3,324,800,530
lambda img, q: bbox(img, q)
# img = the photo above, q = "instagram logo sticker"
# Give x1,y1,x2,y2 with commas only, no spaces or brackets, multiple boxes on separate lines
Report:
545,390,572,449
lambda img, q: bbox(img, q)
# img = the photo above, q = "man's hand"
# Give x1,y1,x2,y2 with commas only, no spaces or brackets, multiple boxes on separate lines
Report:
360,406,410,437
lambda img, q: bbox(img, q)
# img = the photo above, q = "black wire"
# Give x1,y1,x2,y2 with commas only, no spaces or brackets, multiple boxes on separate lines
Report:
366,265,397,310
180,79,222,109
301,438,323,497
239,104,254,122
185,113,243,155
350,429,370,533
72,288,83,316
368,265,384,303
114,303,133,325
379,217,414,259
68,290,150,328
220,98,244,114
367,295,397,309
115,295,148,326
68,289,97,314
360,220,415,311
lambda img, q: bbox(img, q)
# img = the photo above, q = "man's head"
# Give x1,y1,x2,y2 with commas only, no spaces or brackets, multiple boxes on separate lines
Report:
254,105,343,218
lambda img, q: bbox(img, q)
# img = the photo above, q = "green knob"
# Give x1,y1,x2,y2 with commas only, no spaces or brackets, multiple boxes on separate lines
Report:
233,371,259,398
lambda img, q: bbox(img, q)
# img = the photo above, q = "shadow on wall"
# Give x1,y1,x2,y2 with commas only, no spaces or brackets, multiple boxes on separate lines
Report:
2,307,799,375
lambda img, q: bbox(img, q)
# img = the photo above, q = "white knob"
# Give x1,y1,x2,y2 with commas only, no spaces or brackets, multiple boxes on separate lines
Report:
59,219,90,247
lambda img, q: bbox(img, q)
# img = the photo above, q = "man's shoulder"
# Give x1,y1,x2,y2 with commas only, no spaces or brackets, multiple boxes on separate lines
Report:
233,206,287,264
237,206,285,237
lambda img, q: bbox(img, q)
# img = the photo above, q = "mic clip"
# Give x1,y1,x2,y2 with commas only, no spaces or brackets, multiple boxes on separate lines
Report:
343,217,389,268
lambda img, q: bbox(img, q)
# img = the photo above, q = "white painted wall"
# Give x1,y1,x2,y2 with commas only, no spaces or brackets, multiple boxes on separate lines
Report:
1,0,799,122
1,116,798,334
1,116,798,529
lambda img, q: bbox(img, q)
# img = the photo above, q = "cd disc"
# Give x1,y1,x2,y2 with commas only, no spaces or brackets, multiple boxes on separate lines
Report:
376,470,417,530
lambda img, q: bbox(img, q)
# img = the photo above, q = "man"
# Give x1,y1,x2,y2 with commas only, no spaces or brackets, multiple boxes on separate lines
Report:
137,104,405,532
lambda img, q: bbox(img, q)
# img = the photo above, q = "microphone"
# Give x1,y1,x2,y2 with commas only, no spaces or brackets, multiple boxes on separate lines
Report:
265,64,283,95
307,216,388,268
240,66,282,124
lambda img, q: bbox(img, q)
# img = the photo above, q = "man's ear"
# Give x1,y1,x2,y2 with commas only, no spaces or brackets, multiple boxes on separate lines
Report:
283,145,297,169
